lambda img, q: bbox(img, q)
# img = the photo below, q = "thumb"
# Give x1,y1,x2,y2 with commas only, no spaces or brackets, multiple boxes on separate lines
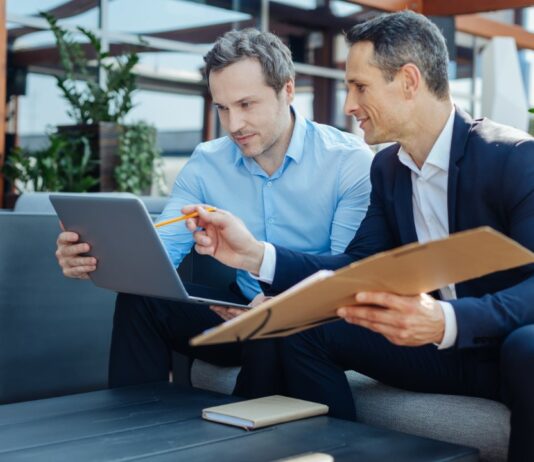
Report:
197,207,229,228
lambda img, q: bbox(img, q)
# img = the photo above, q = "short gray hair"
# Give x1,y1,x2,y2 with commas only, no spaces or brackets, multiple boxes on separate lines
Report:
203,28,295,93
346,11,450,100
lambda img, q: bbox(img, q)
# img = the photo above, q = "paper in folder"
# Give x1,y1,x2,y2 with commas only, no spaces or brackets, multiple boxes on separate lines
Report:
190,227,534,346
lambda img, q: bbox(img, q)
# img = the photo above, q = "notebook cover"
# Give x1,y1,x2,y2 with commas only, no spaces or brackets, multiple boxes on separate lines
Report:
202,395,329,430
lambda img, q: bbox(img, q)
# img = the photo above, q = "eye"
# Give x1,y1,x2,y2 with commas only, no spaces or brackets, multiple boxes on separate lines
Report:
214,104,228,112
356,84,366,93
241,101,251,109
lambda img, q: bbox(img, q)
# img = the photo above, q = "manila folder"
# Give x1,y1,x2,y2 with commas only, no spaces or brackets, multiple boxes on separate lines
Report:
202,395,328,430
191,227,534,346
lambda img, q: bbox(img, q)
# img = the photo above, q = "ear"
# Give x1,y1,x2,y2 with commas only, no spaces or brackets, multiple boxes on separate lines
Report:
283,79,295,104
399,63,421,99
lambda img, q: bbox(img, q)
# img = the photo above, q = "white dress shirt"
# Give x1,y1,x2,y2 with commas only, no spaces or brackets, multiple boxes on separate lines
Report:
396,108,458,349
256,108,458,349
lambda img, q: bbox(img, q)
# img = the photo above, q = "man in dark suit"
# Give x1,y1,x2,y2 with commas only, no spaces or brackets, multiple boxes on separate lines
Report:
185,11,534,461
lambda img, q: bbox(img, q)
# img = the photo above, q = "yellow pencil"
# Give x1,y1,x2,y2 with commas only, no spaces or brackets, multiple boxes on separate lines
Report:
155,207,217,228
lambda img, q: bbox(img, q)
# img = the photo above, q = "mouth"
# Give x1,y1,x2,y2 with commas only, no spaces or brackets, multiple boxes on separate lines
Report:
357,117,369,130
234,134,256,144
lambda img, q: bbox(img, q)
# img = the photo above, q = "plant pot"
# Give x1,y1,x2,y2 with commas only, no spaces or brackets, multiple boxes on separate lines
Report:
3,190,20,210
58,122,122,192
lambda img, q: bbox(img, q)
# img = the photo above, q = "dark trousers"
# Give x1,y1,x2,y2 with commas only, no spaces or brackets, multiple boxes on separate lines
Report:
281,321,534,462
109,286,285,398
500,325,534,462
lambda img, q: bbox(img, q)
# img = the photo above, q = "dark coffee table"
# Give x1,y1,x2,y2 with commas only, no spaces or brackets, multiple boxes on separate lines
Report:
0,382,478,461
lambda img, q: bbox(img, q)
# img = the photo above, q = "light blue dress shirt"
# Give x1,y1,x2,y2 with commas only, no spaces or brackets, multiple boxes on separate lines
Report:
156,109,373,301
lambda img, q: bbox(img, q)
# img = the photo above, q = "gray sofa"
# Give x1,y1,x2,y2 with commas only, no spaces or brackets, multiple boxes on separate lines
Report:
1,193,510,461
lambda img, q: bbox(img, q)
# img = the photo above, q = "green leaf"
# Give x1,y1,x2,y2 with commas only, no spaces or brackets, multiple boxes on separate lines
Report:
42,13,141,124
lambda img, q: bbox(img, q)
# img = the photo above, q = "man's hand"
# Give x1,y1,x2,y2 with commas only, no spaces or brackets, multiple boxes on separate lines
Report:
184,205,265,274
55,231,97,279
210,293,271,321
337,292,445,346
210,306,247,321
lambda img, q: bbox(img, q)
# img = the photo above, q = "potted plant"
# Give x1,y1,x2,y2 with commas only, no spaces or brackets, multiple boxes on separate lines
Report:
115,121,163,195
3,131,99,193
2,13,162,197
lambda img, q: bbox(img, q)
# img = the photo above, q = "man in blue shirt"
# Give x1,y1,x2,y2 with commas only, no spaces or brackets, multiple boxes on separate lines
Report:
56,28,372,395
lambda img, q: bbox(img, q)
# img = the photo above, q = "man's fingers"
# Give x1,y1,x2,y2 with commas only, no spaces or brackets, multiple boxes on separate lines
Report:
57,231,80,245
181,204,212,215
193,230,212,246
337,305,402,328
227,308,246,317
355,292,412,312
65,243,91,257
193,230,215,256
185,217,200,232
194,243,215,256
209,305,245,321
210,305,232,321
56,244,91,264
210,305,225,313
63,266,94,279
339,311,405,341
67,256,97,268
195,207,233,228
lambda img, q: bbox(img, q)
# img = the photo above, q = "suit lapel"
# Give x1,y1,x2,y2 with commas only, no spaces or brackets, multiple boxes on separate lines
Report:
393,153,418,244
447,108,474,233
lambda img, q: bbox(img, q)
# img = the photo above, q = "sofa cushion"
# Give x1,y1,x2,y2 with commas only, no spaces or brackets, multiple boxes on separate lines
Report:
191,360,509,462
0,213,116,403
346,370,509,462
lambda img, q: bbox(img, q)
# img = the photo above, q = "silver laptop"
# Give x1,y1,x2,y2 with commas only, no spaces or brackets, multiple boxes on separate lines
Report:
50,194,249,309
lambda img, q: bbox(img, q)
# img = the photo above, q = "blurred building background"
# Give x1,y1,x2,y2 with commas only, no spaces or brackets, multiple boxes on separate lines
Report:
2,0,534,203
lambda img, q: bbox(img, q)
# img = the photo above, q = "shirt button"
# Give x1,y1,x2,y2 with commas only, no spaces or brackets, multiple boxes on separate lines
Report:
268,218,274,224
267,181,273,187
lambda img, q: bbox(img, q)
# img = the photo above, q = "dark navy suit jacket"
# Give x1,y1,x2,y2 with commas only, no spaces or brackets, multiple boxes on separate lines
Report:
266,109,534,349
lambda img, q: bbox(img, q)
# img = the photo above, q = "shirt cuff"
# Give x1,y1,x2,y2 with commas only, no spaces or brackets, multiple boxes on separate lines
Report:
249,242,276,284
436,301,458,349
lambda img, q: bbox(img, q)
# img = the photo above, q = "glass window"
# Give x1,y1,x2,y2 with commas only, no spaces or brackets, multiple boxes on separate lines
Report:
293,91,313,120
18,73,72,141
126,90,203,142
136,51,205,77
8,0,98,28
109,0,250,35
7,0,66,16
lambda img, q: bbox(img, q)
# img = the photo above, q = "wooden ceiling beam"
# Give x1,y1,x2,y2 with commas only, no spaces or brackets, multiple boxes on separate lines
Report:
8,0,100,40
347,1,534,51
10,18,255,68
269,2,366,30
12,43,154,67
423,0,534,16
345,0,422,13
347,0,533,15
148,19,255,43
456,14,534,50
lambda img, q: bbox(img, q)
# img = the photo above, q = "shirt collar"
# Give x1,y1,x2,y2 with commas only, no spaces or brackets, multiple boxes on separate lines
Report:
284,107,306,164
398,106,455,175
232,106,306,168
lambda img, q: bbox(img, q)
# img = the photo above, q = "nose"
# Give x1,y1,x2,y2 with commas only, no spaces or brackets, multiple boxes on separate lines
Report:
227,109,246,134
343,91,360,117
